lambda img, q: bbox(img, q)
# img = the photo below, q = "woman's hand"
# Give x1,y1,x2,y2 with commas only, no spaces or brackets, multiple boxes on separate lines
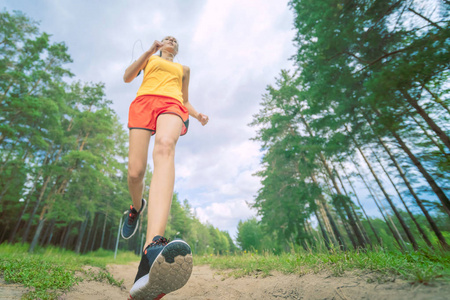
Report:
197,113,209,126
149,40,164,54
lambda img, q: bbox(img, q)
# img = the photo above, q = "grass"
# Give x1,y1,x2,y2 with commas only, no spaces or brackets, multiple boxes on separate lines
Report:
195,248,450,285
2,243,449,299
0,243,139,299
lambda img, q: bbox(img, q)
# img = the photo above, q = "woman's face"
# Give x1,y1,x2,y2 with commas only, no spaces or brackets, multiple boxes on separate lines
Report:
161,36,178,55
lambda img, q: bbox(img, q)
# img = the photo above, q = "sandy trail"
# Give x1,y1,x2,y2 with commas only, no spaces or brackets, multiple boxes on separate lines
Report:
59,262,450,300
1,262,449,299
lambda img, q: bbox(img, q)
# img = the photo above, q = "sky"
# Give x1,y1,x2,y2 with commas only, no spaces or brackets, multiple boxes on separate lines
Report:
3,0,298,238
5,0,430,242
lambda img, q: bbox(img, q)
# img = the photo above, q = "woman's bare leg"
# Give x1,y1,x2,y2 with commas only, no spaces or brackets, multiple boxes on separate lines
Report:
128,129,152,211
145,114,182,246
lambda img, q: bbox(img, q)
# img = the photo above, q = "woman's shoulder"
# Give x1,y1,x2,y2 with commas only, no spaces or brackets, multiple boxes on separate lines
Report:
182,65,190,72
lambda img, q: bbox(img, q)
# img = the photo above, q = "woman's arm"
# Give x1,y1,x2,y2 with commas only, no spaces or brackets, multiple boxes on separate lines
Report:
182,66,209,126
123,40,164,83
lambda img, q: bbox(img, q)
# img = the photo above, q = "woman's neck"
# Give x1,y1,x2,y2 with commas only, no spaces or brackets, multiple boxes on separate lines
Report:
161,51,175,62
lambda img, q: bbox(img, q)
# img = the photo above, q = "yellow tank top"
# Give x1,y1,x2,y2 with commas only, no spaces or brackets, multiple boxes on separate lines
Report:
136,55,184,104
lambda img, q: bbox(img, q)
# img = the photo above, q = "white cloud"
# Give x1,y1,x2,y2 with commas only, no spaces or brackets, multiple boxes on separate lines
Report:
194,198,257,238
4,0,296,237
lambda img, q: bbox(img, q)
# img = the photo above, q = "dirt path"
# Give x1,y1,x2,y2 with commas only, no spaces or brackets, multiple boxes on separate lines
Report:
59,262,450,300
2,263,449,299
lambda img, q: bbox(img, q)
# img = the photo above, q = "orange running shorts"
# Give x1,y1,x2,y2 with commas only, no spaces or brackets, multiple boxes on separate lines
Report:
128,95,189,136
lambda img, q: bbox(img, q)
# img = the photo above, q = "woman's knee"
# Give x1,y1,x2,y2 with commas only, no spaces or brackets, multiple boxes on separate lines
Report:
153,136,176,158
128,165,146,182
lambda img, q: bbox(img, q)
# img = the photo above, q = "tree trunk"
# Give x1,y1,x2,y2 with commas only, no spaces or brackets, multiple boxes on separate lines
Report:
28,198,54,253
322,160,366,249
9,195,31,243
401,90,450,150
62,221,73,249
354,141,419,250
43,219,55,247
422,84,450,115
350,203,372,247
311,174,347,251
389,128,450,216
301,115,366,248
40,221,51,247
314,208,331,251
334,167,372,247
83,214,96,254
100,210,108,249
318,201,337,244
75,211,89,254
351,158,406,251
107,228,113,250
408,111,446,155
29,218,45,253
22,174,52,244
371,149,434,248
335,205,358,250
90,216,100,252
375,134,449,249
337,160,383,246
1,225,9,244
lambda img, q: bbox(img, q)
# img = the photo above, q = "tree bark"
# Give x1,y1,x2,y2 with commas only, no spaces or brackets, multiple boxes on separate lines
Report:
311,174,347,251
334,167,372,247
29,219,45,253
351,158,406,251
421,84,450,115
90,216,100,252
337,160,383,246
401,90,450,150
314,208,331,251
100,210,108,249
353,141,419,250
408,111,446,155
374,135,449,249
43,219,55,247
301,116,366,248
371,149,434,248
389,126,450,216
75,211,89,254
83,214,96,254
22,174,52,244
62,221,73,249
9,195,31,243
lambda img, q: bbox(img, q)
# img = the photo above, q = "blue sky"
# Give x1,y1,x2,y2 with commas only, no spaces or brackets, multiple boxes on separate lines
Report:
5,0,435,240
3,0,298,237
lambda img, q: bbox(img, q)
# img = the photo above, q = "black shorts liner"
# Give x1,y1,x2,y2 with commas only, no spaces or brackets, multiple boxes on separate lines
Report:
129,112,189,136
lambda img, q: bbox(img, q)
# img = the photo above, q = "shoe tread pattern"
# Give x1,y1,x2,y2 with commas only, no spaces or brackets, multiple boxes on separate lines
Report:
130,241,193,300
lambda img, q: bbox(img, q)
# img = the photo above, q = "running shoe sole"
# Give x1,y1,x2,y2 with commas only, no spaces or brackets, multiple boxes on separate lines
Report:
129,240,193,300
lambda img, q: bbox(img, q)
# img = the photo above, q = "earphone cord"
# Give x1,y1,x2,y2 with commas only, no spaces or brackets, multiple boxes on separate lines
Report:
129,39,144,65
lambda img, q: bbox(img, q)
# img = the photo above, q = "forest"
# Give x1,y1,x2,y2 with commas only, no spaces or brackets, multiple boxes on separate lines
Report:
238,0,450,253
1,0,449,258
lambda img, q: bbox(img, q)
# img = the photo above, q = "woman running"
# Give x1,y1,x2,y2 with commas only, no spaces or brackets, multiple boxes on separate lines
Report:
121,36,208,299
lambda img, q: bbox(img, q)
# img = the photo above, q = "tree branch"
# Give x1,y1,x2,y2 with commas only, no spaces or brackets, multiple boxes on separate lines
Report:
408,8,443,30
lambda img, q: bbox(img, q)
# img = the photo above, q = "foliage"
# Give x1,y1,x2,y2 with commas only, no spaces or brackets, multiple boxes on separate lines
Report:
0,243,134,299
248,0,450,253
196,248,450,284
165,195,237,255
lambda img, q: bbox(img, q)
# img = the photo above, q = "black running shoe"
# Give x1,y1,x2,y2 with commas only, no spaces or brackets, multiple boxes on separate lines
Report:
122,198,146,239
129,235,193,300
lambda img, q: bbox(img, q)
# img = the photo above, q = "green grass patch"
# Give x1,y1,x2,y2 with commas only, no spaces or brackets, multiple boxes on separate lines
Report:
195,248,450,284
0,243,139,300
